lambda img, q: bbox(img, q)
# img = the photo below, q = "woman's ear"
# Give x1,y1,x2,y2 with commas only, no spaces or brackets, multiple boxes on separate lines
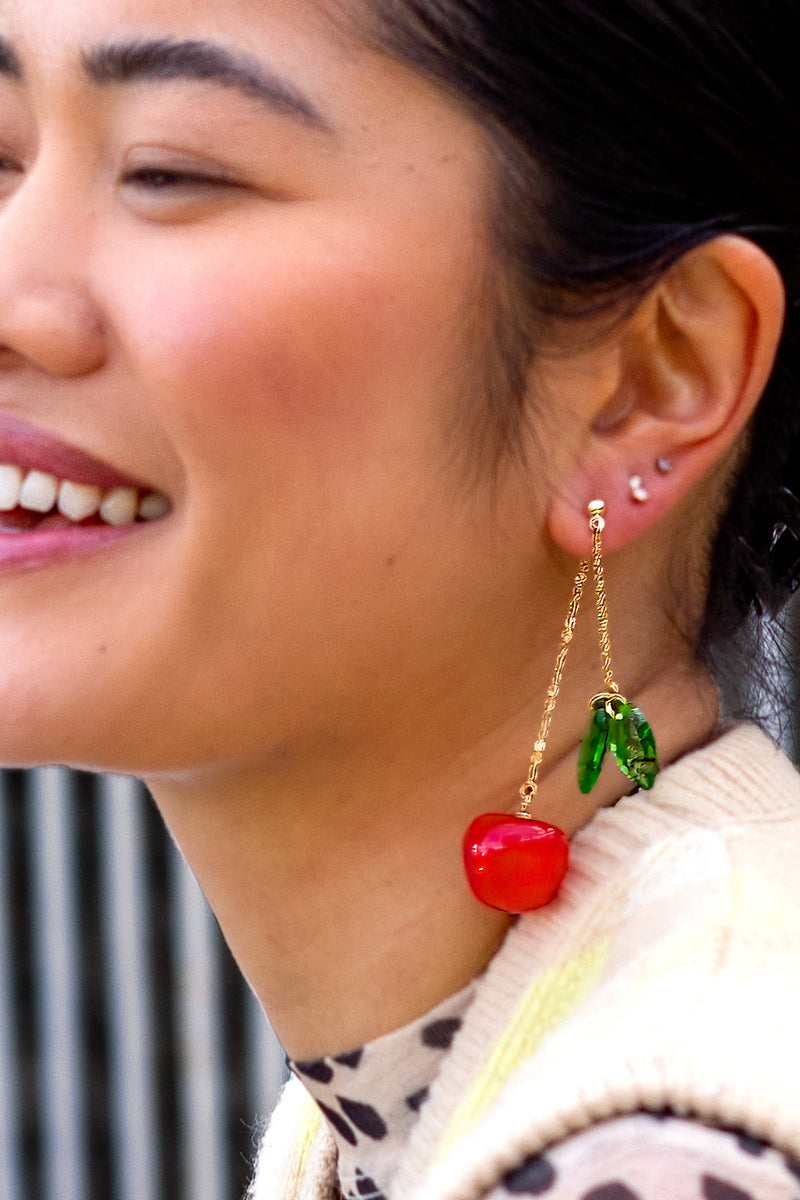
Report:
545,235,786,555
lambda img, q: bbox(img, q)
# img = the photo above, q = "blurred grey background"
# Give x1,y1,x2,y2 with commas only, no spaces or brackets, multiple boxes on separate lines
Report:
0,770,286,1200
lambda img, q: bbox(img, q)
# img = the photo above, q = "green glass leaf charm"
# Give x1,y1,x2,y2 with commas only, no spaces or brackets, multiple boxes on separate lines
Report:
577,705,610,794
607,701,659,790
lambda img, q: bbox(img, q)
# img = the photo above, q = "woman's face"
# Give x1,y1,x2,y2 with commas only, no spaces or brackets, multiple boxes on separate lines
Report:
0,0,540,774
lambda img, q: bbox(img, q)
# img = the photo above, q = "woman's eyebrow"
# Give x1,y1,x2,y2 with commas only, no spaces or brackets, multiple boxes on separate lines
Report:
81,37,331,132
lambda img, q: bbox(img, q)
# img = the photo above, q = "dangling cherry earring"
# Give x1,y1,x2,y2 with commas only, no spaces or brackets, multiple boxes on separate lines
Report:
463,499,658,913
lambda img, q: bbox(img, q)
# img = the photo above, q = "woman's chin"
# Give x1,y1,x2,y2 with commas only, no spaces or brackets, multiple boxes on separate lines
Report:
0,689,158,775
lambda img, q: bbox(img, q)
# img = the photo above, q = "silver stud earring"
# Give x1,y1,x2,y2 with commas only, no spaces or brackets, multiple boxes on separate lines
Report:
655,457,673,475
629,475,650,504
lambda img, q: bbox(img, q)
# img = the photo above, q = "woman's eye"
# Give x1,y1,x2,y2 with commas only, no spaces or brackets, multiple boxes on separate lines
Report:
120,164,246,219
123,166,236,190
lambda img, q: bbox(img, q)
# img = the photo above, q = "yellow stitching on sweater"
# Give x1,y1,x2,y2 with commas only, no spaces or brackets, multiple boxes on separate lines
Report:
293,1094,322,1193
438,940,609,1157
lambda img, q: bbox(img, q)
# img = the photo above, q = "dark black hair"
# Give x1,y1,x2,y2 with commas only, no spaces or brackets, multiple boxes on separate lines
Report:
365,0,800,654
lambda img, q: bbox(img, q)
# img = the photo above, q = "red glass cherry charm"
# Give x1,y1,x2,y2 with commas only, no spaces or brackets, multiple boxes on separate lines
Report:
463,813,569,913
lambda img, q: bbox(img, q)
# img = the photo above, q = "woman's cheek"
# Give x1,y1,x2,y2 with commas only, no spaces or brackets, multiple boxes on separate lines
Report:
111,213,475,462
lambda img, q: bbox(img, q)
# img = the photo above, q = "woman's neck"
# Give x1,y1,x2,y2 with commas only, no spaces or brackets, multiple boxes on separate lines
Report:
144,650,719,1060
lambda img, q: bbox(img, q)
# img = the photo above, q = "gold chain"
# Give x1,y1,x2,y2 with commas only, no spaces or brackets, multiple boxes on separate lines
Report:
518,559,588,814
590,507,620,695
517,499,620,816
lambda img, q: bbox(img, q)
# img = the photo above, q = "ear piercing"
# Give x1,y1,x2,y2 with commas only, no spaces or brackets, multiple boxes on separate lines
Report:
629,476,650,504
629,457,673,504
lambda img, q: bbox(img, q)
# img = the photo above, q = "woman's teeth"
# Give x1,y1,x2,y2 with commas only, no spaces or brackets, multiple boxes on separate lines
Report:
58,480,102,521
0,464,169,527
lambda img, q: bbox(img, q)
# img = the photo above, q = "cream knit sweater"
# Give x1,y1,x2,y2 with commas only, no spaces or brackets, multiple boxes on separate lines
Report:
250,724,800,1200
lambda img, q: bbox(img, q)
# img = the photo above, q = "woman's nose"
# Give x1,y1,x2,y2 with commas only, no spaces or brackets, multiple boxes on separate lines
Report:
0,167,107,378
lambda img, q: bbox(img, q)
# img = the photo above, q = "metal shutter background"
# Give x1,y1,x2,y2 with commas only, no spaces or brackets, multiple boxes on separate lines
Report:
0,768,287,1200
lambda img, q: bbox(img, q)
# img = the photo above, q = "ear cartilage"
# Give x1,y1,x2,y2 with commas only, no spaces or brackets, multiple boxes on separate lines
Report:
655,457,673,475
629,475,650,504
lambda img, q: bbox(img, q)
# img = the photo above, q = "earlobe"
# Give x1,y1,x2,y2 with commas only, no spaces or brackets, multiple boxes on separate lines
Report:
547,235,786,557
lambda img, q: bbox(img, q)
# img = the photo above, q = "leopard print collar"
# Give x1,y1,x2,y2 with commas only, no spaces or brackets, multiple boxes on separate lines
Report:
290,982,476,1200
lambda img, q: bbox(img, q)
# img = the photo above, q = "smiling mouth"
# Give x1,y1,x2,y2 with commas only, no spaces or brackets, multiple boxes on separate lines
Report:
0,464,170,534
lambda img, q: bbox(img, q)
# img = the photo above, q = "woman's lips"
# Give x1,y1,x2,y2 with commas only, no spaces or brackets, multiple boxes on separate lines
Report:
0,413,170,566
0,520,148,573
0,412,169,520
0,411,157,490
